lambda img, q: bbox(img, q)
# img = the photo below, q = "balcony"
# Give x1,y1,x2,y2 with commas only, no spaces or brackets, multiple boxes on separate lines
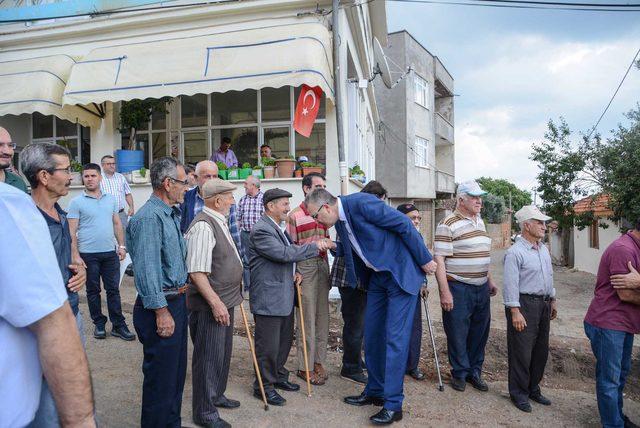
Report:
436,170,455,194
434,57,454,96
435,113,454,145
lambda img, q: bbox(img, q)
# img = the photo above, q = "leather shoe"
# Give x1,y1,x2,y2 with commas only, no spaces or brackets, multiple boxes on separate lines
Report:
529,393,551,406
340,371,368,385
450,377,466,391
344,391,384,407
213,395,240,409
111,326,136,341
274,381,300,392
624,414,639,428
254,389,286,406
407,368,426,381
198,418,231,428
93,325,106,339
370,408,403,425
511,397,532,413
466,376,489,392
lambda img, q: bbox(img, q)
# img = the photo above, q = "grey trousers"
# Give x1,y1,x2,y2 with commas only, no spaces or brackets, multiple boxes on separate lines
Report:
253,311,294,393
189,308,235,424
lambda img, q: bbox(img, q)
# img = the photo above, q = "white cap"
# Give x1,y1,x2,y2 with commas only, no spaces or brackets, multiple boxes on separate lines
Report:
457,180,487,197
515,205,551,223
297,156,309,162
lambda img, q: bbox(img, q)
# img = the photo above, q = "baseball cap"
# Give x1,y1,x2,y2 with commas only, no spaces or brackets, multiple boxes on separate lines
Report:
515,205,551,223
457,180,487,197
297,156,309,162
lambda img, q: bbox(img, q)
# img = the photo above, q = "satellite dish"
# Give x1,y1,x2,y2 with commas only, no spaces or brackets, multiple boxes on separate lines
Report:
373,37,393,89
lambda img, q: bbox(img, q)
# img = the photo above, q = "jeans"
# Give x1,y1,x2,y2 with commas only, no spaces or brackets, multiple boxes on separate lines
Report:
584,321,634,428
339,286,367,375
442,281,491,380
81,251,126,328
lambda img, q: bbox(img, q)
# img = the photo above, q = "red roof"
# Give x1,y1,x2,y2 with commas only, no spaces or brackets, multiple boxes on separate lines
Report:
574,194,613,216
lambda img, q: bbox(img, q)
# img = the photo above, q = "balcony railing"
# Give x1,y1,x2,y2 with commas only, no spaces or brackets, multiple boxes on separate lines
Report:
435,113,454,145
436,170,455,194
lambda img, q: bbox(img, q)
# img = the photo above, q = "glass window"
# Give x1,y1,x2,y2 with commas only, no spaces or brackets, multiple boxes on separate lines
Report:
264,127,290,159
181,94,208,128
134,134,150,169
415,74,428,108
213,127,258,167
294,86,325,119
415,136,429,167
81,126,91,165
183,131,208,165
32,112,53,139
211,90,258,125
151,109,166,130
296,123,326,166
261,87,290,122
58,138,79,162
152,132,167,162
56,117,77,138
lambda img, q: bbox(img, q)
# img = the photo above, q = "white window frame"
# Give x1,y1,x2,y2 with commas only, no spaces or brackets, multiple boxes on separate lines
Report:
30,115,85,162
414,136,430,168
414,74,429,109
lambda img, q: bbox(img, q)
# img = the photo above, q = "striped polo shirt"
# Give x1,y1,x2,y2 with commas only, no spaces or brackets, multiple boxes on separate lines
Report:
286,202,329,258
434,210,492,285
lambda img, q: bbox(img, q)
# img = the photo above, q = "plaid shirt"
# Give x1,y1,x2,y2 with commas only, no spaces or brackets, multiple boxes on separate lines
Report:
100,171,131,211
237,190,264,232
330,254,363,290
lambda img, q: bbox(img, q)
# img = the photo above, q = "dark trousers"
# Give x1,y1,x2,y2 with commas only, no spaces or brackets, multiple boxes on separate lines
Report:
240,231,251,291
442,281,491,380
190,308,235,424
363,271,417,411
506,294,551,404
253,311,294,393
81,251,125,328
338,286,367,375
133,294,188,428
407,297,423,372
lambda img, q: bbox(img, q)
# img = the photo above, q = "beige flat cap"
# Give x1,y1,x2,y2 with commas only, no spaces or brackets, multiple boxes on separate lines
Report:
202,178,236,199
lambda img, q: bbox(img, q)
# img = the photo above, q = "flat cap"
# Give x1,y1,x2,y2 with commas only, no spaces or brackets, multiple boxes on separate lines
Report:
397,203,418,214
263,188,292,206
202,178,236,199
515,205,551,223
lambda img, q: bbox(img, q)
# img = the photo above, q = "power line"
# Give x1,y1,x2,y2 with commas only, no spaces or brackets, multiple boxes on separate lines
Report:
467,0,640,7
388,0,640,11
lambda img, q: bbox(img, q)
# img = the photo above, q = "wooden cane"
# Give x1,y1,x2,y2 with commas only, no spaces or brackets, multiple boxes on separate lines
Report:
295,276,312,397
240,304,269,410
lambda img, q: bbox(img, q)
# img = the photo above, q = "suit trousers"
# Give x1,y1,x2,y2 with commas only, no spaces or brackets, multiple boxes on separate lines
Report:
253,311,294,393
189,308,235,424
406,297,423,372
240,230,251,291
506,295,551,404
363,271,417,411
296,257,330,371
338,286,367,375
133,294,188,428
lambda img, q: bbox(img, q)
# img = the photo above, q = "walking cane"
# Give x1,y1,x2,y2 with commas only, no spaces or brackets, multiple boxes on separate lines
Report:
295,275,312,397
422,293,445,391
240,304,269,410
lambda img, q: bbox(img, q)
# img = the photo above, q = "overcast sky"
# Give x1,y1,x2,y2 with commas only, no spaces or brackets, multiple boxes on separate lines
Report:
387,3,640,197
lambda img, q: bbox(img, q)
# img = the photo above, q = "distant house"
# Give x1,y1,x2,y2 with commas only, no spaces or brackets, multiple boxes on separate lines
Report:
573,194,621,275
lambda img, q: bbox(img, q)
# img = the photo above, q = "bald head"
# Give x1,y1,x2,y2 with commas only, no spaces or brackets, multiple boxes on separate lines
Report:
0,127,14,170
195,160,219,189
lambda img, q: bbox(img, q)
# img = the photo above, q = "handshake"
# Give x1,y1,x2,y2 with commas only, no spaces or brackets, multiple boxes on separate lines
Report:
315,238,336,252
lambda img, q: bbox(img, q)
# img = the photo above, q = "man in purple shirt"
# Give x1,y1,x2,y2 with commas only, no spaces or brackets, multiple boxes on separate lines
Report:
211,137,238,168
584,219,640,428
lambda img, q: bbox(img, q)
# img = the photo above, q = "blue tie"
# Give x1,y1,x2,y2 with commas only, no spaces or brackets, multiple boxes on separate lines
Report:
335,220,358,288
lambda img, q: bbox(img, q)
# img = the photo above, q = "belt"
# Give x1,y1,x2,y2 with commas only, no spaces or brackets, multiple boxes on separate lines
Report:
520,293,552,302
118,208,125,213
164,284,189,300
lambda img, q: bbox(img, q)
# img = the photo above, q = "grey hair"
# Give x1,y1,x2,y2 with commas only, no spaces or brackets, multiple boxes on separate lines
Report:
305,188,337,208
246,175,261,188
20,143,71,189
150,157,181,190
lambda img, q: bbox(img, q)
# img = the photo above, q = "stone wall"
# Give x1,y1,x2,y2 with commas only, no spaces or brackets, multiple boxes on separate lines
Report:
486,219,511,250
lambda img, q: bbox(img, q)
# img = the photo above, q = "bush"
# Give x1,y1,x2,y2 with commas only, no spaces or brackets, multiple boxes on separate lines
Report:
481,193,506,224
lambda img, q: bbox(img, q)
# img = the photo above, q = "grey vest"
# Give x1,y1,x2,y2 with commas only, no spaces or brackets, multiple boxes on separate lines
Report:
186,211,243,311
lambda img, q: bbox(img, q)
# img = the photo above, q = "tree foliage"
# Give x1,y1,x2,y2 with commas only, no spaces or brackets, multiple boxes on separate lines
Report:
119,98,170,150
476,177,532,214
481,193,506,224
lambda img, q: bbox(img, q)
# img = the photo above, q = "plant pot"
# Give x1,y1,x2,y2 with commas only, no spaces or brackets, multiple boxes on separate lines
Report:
131,170,150,184
227,169,239,180
351,174,365,183
252,169,264,179
302,167,324,176
239,168,252,179
70,172,82,186
218,170,228,180
275,159,296,178
294,169,303,178
263,166,275,179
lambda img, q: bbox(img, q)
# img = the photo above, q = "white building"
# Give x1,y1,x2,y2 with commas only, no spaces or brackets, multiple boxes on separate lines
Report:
0,0,387,207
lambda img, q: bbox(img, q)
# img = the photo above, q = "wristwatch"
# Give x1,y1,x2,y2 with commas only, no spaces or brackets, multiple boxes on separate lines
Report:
118,245,127,251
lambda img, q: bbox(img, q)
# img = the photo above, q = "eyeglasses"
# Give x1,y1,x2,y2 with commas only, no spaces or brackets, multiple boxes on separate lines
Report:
102,162,116,166
311,202,328,220
0,142,17,150
169,177,189,186
51,167,72,174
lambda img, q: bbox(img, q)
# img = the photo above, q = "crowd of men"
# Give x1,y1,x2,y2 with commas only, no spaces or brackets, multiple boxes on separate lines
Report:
2,123,640,428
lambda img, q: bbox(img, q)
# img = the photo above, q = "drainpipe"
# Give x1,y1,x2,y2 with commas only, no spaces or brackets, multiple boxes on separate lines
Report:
332,0,348,195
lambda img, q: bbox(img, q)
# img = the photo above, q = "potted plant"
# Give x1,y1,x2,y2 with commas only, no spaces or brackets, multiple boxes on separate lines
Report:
70,160,83,185
301,161,324,176
227,165,239,180
262,157,275,179
350,164,365,183
275,155,296,178
252,164,264,179
294,168,303,178
216,161,228,180
239,162,253,179
131,167,150,184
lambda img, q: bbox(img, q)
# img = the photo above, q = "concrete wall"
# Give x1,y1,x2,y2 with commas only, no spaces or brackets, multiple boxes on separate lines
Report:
573,219,621,275
486,221,511,250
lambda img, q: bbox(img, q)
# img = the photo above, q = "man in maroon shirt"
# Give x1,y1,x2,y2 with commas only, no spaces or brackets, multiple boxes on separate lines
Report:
584,220,640,428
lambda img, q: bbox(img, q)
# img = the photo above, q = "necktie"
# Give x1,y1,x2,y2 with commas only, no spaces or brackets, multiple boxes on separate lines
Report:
335,220,358,288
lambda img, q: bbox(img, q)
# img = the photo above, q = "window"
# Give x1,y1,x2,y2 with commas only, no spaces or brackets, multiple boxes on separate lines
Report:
414,74,428,108
122,104,168,167
415,136,429,167
589,220,599,249
31,113,90,163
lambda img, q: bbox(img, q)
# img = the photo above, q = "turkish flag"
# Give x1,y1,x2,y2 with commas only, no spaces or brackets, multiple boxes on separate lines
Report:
293,85,323,138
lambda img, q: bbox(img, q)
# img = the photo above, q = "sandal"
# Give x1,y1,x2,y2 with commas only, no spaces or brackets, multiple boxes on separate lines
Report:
314,363,329,381
297,370,325,385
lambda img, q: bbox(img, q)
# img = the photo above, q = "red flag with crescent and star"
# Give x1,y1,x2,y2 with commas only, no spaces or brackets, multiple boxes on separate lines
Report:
293,84,323,138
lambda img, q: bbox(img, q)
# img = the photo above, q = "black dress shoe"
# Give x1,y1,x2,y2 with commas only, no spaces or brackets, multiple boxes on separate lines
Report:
125,263,134,277
624,414,639,428
274,381,300,392
450,377,466,391
93,325,106,339
529,393,551,406
111,326,136,341
370,408,403,425
511,397,532,413
406,368,426,381
344,392,384,407
340,370,368,384
213,395,240,409
199,418,231,428
466,376,489,391
254,389,286,406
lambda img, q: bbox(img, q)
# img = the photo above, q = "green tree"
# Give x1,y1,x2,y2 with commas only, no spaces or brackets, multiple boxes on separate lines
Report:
476,177,532,214
119,98,170,150
481,193,506,224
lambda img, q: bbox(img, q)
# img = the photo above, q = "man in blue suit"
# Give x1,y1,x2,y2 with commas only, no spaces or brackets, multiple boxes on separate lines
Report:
305,189,437,425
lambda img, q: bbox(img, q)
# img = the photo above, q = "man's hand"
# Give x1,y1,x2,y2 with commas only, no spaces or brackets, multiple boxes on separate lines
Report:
315,238,336,252
211,299,230,326
511,308,527,332
72,253,87,269
67,264,86,292
550,300,558,320
488,280,498,297
117,247,126,261
611,261,640,290
422,260,437,275
420,285,428,298
294,272,303,286
127,207,134,217
439,288,453,311
155,307,175,338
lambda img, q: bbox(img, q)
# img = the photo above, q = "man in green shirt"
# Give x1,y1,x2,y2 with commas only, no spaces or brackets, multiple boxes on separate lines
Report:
0,127,28,193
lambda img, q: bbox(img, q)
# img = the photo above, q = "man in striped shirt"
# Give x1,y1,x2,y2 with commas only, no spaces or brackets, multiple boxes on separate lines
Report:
100,155,134,231
286,172,331,385
434,180,497,393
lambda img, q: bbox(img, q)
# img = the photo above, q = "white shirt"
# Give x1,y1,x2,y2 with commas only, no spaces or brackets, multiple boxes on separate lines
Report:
0,183,68,427
337,198,378,271
266,215,296,276
185,207,241,273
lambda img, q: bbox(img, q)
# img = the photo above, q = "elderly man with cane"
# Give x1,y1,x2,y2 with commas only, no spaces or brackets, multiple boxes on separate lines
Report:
306,189,436,425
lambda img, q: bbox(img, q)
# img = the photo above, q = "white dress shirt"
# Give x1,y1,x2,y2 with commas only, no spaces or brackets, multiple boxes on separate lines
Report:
337,198,379,271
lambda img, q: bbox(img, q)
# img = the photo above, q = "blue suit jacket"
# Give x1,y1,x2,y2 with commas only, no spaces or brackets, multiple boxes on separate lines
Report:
179,187,199,234
337,193,432,295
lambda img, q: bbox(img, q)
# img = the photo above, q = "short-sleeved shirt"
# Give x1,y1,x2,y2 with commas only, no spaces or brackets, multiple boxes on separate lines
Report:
3,170,28,193
0,183,68,427
100,171,131,211
584,232,640,334
67,191,118,253
434,210,492,285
